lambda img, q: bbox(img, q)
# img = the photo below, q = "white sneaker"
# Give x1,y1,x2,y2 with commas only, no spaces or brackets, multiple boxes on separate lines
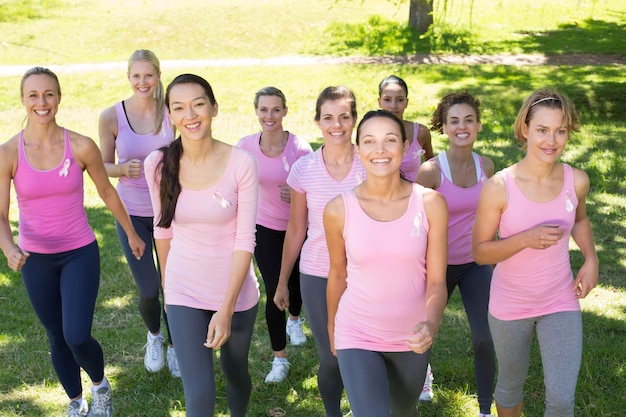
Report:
286,318,307,346
144,332,165,372
68,399,88,417
419,363,434,402
87,385,112,417
264,357,290,383
478,414,494,417
167,345,181,378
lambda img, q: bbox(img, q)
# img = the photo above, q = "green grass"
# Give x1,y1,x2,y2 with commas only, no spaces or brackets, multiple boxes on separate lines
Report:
0,0,624,64
0,1,625,416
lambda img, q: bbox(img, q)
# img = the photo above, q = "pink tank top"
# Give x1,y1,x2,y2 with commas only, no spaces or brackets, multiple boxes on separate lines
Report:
435,152,487,264
114,101,174,216
490,164,580,320
14,129,95,253
400,122,425,182
334,184,429,352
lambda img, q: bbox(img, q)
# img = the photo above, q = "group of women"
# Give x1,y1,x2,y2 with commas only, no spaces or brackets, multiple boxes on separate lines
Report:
0,49,598,417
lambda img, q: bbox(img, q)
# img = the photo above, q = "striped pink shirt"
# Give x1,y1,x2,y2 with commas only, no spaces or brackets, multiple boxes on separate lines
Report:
287,146,366,277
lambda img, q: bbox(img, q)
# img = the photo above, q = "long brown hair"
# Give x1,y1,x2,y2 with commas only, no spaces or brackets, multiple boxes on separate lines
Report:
155,73,217,228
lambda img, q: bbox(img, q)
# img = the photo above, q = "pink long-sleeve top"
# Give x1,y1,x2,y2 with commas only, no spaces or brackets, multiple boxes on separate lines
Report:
236,132,312,231
490,164,580,320
287,147,366,278
114,101,174,216
334,184,429,352
15,129,95,253
144,146,260,311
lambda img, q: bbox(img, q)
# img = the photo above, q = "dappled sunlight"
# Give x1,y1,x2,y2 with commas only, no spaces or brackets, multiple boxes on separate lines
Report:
580,286,626,319
101,293,134,309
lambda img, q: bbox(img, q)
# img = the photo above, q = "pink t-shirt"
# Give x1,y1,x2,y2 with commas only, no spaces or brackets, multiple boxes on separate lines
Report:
14,129,95,253
400,122,425,182
236,132,312,231
145,147,260,311
334,184,429,352
114,102,174,217
490,164,580,320
435,152,487,264
287,147,366,277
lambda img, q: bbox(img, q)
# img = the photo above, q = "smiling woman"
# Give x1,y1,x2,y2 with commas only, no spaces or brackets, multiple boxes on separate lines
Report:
0,66,145,417
144,73,260,417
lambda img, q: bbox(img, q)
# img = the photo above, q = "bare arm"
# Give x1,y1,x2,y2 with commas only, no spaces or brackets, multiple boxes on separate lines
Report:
415,159,441,190
72,132,145,259
324,195,347,356
570,169,599,298
418,123,434,160
98,106,141,178
274,189,308,311
0,139,29,271
407,189,448,353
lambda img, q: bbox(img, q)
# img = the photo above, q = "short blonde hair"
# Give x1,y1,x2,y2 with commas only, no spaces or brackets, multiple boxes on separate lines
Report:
514,89,579,149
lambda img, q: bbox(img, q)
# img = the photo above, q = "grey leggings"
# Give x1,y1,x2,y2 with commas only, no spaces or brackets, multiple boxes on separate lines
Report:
166,304,258,417
337,349,429,417
488,310,582,417
116,217,172,344
301,273,345,417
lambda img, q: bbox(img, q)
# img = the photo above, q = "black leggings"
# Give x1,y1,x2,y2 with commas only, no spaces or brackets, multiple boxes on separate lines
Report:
166,304,258,417
337,349,429,417
446,262,495,414
116,216,172,344
255,224,303,351
21,240,104,399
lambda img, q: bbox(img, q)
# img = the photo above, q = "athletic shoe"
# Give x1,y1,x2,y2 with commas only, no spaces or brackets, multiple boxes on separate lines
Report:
167,345,181,378
286,318,307,346
68,400,88,417
419,363,434,402
478,414,494,417
264,357,290,383
87,386,112,417
144,332,165,372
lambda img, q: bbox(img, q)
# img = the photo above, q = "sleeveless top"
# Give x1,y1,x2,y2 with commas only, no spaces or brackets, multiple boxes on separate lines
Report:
114,101,174,216
15,129,95,253
287,147,367,277
490,164,580,320
400,122,425,182
435,152,487,264
334,184,429,352
236,132,312,230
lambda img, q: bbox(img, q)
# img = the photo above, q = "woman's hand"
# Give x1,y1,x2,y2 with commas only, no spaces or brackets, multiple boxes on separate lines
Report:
6,246,29,272
204,309,232,349
123,159,143,178
273,284,290,311
526,224,564,250
406,321,436,354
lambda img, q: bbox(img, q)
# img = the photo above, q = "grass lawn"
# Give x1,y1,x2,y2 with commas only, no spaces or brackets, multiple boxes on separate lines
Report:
0,1,624,416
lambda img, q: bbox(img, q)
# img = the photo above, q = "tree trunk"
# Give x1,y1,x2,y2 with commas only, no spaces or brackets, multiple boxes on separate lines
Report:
409,0,433,34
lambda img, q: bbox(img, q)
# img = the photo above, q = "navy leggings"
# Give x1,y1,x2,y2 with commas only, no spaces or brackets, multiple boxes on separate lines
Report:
255,224,303,352
337,349,429,417
21,240,104,399
116,216,171,344
166,304,258,417
446,262,495,415
301,273,345,417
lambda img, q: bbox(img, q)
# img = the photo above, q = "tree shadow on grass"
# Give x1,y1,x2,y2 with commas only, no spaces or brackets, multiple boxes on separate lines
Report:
322,15,625,57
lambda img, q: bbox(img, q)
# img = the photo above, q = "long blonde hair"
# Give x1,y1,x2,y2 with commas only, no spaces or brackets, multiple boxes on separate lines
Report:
128,49,165,134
